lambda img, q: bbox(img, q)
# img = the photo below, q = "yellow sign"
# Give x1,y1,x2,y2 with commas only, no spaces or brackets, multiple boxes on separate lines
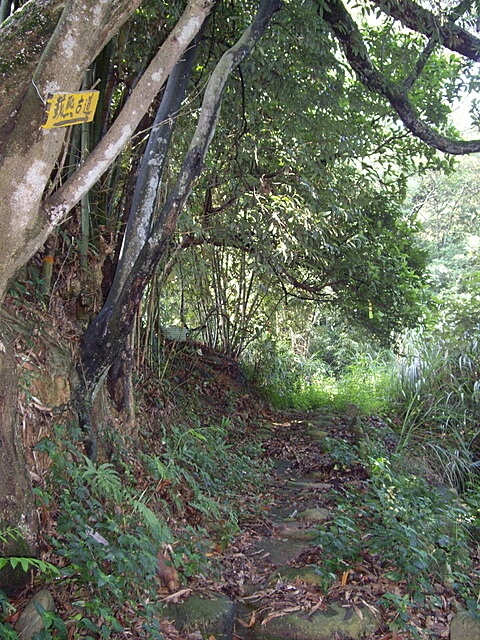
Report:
41,90,99,129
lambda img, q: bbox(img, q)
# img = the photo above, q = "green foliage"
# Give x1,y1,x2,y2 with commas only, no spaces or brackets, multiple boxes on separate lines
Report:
408,155,480,345
333,351,396,414
34,429,172,635
367,458,472,589
142,417,266,520
241,337,306,406
0,555,58,575
243,334,396,414
0,526,59,577
0,590,17,639
0,622,17,639
32,417,267,635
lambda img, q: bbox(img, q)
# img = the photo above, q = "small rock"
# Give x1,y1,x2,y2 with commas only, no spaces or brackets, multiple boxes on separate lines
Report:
268,566,325,587
287,480,331,491
450,609,480,640
296,508,330,524
276,523,318,541
15,589,55,640
308,417,336,429
250,538,311,566
306,429,329,442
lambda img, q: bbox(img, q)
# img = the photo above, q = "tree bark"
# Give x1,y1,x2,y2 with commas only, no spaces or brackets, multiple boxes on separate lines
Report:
0,0,145,299
112,30,203,302
0,0,65,139
0,328,38,596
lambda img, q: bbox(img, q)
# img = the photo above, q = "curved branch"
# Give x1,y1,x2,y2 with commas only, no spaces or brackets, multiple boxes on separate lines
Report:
322,0,480,155
111,36,202,303
369,0,480,61
76,0,283,453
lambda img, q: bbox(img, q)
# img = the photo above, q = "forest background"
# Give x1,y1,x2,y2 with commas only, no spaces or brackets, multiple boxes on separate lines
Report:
1,0,480,637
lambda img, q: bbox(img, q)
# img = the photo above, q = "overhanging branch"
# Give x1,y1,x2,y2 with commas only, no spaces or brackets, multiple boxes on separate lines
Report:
322,0,480,155
369,0,480,61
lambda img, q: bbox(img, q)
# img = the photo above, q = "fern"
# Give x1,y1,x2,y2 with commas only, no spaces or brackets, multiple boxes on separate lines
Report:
131,500,172,541
82,458,124,501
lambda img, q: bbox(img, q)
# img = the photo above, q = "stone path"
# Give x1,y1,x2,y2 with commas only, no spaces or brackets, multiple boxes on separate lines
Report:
235,411,378,640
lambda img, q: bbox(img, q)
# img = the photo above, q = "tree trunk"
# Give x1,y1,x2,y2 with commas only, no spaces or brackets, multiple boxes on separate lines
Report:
0,327,38,596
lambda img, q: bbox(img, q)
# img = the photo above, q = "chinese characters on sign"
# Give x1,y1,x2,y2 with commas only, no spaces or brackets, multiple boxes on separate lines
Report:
41,90,100,129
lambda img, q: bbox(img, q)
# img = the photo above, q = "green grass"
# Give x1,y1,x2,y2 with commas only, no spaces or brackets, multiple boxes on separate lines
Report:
251,347,396,415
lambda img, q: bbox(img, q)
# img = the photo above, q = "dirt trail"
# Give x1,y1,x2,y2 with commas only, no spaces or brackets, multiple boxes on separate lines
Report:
227,410,378,640
165,409,387,640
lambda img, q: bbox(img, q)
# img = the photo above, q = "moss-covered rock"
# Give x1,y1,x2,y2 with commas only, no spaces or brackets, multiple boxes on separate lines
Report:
276,523,318,541
450,609,480,640
248,602,378,640
296,508,330,524
164,594,236,640
268,565,325,587
15,589,55,639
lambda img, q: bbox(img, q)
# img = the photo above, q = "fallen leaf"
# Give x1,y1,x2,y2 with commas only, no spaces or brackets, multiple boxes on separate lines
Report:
236,611,256,628
261,607,301,625
353,604,363,620
157,550,181,592
307,599,324,617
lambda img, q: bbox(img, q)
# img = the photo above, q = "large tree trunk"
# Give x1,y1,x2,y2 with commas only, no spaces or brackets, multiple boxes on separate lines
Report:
0,328,38,596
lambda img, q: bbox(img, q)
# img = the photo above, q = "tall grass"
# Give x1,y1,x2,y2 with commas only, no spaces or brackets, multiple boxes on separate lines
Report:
393,330,480,489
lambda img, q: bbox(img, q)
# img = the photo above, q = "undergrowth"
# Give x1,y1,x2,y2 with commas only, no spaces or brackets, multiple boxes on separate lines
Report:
243,338,395,415
391,331,480,491
314,437,480,638
0,415,268,638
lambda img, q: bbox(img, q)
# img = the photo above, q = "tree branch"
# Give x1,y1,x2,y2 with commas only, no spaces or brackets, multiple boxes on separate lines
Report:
403,35,438,90
369,0,480,60
45,0,215,219
111,35,202,303
78,0,283,401
322,0,480,154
